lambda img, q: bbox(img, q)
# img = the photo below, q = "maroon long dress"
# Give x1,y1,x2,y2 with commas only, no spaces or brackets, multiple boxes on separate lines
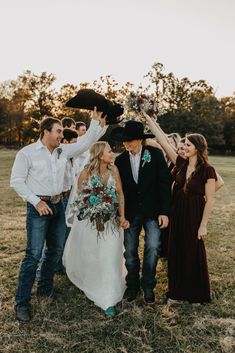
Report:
167,156,217,303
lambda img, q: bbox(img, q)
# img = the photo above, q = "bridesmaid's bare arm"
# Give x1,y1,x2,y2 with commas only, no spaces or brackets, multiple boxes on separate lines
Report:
198,178,215,239
215,172,224,192
142,112,178,164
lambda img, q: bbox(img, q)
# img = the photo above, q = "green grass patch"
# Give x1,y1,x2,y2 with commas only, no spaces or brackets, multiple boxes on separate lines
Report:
0,150,234,353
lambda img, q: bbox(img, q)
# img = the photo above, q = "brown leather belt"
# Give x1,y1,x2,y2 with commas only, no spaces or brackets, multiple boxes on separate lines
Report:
62,190,71,198
38,194,63,204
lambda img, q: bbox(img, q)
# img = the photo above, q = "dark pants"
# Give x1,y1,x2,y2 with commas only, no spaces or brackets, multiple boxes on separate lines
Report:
15,201,66,308
36,196,70,275
54,196,71,272
124,215,161,291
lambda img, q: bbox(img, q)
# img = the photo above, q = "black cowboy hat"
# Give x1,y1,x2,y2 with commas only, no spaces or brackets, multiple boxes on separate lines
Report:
65,89,124,125
110,120,155,142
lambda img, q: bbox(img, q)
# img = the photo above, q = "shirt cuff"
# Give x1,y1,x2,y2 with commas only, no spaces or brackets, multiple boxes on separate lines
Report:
27,194,41,206
89,119,100,129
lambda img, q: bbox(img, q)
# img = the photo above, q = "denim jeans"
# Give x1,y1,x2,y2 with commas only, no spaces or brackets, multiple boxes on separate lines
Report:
15,201,66,308
54,196,71,272
36,196,70,276
124,215,161,291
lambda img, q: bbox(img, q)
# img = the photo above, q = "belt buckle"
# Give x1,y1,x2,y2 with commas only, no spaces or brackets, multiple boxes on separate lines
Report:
50,195,61,204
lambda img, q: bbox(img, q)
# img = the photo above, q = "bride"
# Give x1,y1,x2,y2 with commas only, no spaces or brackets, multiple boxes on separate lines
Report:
63,141,129,317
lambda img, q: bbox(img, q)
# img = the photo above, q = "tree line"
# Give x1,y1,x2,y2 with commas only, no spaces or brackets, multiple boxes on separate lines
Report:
0,63,234,152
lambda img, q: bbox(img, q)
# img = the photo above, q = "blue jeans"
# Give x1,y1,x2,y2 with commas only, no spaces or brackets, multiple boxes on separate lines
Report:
124,215,161,291
36,196,70,276
54,196,71,272
15,201,66,308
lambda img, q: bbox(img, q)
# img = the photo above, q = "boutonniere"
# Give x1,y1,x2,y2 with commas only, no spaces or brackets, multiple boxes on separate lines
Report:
142,149,151,167
57,147,63,159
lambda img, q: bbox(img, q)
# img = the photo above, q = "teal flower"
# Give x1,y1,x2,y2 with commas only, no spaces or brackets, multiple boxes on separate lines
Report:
142,149,151,167
89,195,98,206
91,176,99,186
109,188,116,198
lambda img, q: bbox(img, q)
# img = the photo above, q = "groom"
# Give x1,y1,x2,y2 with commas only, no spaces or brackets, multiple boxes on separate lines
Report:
111,121,171,304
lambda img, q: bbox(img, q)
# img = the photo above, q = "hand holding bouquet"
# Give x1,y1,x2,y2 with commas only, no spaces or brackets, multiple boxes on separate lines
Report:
72,176,119,234
125,92,159,119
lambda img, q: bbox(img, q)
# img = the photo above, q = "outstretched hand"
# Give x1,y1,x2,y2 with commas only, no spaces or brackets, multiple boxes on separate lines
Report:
90,106,103,121
99,115,106,127
142,112,158,129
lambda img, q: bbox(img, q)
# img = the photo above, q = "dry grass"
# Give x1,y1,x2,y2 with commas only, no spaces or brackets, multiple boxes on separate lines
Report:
0,150,234,353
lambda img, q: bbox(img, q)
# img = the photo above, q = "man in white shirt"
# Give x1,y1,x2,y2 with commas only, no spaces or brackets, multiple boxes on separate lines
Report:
10,111,106,322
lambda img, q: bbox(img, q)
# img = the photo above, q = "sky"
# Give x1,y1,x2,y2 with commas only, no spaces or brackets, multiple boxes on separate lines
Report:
1,0,234,97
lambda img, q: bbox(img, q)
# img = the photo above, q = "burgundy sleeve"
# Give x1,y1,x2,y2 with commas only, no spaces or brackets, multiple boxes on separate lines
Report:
176,155,186,169
205,165,217,181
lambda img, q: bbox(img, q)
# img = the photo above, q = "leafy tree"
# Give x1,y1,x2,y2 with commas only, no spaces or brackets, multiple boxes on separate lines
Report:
222,94,235,150
17,70,56,120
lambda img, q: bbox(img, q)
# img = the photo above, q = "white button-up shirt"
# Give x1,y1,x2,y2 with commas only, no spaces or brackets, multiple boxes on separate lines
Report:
63,159,75,192
10,120,106,206
129,147,142,183
74,150,90,177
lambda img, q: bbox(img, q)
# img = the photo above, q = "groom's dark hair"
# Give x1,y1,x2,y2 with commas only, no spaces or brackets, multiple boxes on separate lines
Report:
40,116,62,138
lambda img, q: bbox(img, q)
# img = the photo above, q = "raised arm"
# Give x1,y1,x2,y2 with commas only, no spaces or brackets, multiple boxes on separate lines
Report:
142,112,178,164
145,138,163,150
63,109,108,159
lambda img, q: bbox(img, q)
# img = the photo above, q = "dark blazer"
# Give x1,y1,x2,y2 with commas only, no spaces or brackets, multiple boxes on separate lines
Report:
115,146,171,222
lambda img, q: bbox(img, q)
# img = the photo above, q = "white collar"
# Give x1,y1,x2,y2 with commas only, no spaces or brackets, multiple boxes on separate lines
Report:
129,146,142,158
35,139,45,150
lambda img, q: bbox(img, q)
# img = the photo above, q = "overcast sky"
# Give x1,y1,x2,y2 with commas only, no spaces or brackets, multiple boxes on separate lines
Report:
1,0,234,97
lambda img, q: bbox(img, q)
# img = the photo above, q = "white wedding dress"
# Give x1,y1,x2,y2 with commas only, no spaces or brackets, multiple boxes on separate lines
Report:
62,175,126,310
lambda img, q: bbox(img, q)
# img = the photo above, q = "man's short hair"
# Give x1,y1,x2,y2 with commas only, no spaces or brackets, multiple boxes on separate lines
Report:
40,117,61,138
62,129,78,143
61,117,76,128
76,121,86,130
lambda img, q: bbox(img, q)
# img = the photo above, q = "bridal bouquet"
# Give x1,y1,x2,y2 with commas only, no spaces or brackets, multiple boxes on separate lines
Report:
72,176,119,233
125,92,159,118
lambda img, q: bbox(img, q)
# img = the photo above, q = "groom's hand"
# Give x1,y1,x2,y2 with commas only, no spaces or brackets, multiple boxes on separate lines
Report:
120,216,130,230
158,215,169,229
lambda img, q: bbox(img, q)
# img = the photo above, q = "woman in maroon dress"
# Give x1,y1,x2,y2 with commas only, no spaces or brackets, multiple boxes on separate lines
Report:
168,135,217,303
142,114,217,304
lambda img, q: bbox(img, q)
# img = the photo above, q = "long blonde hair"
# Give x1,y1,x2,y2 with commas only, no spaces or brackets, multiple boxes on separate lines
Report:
86,141,112,177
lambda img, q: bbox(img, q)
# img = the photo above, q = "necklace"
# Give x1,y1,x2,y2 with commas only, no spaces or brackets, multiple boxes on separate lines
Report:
186,166,195,180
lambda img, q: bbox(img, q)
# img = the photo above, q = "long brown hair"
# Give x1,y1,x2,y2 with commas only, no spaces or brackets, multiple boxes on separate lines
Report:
183,133,208,192
86,141,112,177
186,133,208,164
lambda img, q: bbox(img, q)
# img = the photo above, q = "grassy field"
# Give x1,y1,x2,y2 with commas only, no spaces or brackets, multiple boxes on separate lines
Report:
0,150,234,353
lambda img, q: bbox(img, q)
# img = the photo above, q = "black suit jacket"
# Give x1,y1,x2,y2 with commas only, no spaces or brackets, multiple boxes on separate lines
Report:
115,146,171,222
